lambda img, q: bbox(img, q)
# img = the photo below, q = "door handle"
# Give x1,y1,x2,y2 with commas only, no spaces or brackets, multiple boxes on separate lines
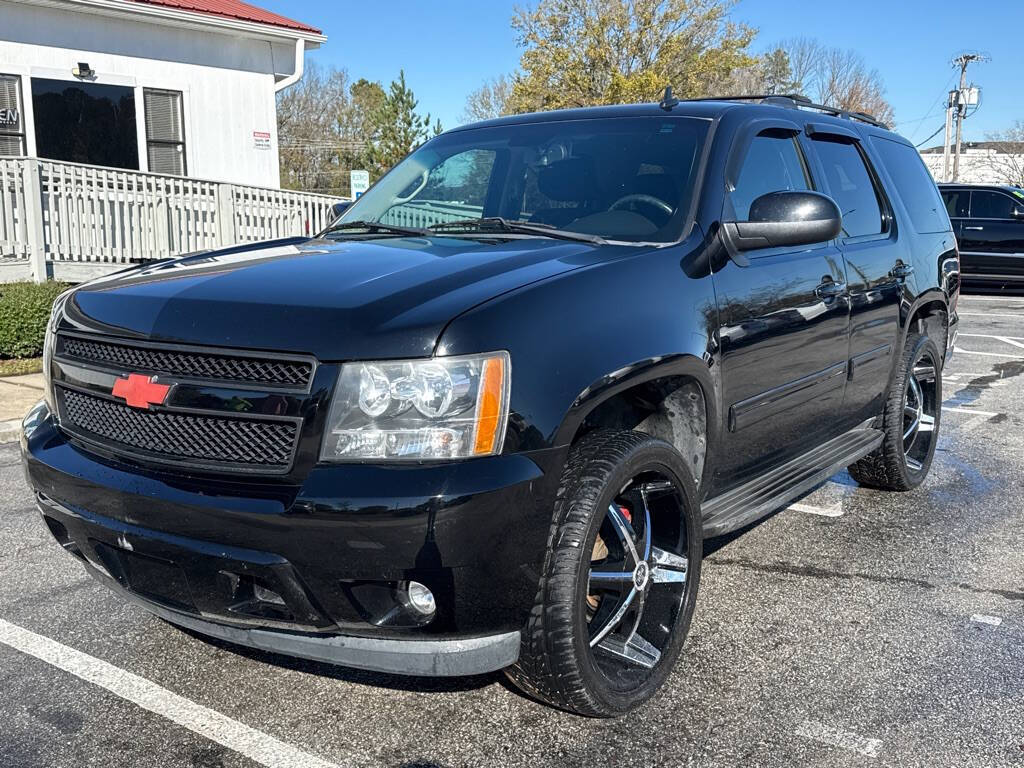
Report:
891,263,915,279
964,226,984,231
815,281,847,299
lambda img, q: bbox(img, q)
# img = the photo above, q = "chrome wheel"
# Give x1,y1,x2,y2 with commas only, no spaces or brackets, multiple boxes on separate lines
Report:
903,355,938,472
586,473,691,681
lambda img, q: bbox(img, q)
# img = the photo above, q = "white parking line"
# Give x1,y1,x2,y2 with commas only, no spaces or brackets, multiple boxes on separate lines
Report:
795,719,881,758
953,347,1023,359
958,332,1024,341
956,312,1023,319
788,502,844,518
943,406,1000,417
970,614,1002,627
997,337,1024,350
0,619,345,768
957,295,1024,302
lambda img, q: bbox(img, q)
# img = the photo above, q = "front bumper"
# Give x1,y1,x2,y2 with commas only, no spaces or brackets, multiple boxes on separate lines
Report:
94,563,521,676
22,404,564,676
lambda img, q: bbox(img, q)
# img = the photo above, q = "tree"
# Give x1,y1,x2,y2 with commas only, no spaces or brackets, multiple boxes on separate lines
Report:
728,46,800,96
346,78,387,147
276,62,352,195
276,64,386,196
363,70,440,179
493,0,755,113
462,74,514,123
760,48,799,94
778,38,894,125
981,122,1024,187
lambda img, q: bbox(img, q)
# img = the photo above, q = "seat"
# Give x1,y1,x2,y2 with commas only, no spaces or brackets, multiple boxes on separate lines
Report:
529,158,597,227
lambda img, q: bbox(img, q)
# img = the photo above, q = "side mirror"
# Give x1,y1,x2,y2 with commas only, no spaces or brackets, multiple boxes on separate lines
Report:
1011,207,1024,219
330,201,352,219
722,190,842,255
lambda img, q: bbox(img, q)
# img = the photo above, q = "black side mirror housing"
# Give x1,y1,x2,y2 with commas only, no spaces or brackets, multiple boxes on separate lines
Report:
330,201,352,219
722,190,843,256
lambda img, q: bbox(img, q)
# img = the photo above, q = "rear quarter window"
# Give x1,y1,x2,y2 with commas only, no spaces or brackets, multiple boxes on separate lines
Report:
870,136,951,233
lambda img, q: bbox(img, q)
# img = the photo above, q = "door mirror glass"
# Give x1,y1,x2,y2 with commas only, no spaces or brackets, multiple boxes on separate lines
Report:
330,201,351,220
722,190,842,252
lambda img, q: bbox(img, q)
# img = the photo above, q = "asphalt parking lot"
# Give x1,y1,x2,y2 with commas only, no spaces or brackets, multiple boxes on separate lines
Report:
1,293,1022,768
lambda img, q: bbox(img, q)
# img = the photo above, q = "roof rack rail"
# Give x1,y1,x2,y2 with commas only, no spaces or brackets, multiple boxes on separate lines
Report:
687,93,888,130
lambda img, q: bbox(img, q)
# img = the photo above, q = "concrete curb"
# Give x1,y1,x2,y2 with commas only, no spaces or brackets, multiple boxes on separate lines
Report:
0,419,21,445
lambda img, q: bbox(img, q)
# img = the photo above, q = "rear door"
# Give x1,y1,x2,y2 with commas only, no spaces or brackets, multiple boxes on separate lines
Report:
805,127,903,426
960,189,1024,282
711,122,850,490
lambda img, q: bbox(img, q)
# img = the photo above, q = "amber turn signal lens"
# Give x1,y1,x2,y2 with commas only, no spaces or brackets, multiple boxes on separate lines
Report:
473,355,506,456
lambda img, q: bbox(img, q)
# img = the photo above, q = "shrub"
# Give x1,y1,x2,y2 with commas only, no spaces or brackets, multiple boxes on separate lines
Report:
0,281,70,359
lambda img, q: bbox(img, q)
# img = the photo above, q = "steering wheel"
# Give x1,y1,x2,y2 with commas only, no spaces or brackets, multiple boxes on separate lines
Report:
609,193,674,219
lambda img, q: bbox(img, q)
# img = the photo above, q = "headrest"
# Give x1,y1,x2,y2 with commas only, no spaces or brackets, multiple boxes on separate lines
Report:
537,158,595,202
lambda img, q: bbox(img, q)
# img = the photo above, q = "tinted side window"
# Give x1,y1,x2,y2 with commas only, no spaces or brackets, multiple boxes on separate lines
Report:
970,191,1020,219
812,137,884,238
871,137,949,233
730,133,811,220
941,190,969,218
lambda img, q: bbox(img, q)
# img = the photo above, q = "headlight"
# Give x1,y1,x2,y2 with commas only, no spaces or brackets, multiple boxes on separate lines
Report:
320,351,510,461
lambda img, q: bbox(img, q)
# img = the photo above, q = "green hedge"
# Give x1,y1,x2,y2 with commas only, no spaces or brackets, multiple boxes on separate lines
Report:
0,281,69,359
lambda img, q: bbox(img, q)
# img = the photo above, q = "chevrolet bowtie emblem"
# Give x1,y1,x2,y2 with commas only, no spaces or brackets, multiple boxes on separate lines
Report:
111,373,170,409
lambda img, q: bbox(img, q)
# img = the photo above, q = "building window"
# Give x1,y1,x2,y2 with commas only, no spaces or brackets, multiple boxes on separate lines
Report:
144,89,187,176
32,78,139,169
0,75,26,156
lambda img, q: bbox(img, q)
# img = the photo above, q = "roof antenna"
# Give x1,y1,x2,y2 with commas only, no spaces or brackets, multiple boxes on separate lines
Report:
659,85,679,111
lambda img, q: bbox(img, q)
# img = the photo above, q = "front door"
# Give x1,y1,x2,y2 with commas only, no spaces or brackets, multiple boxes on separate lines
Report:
711,127,850,492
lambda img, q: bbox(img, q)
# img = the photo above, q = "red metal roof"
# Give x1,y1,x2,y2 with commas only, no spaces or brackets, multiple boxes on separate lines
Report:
124,0,321,35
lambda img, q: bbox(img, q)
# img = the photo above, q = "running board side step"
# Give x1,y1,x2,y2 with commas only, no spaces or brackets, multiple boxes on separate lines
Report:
701,426,883,537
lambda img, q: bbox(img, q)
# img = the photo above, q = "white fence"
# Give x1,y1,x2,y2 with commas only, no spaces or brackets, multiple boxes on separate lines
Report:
0,157,342,282
381,201,483,229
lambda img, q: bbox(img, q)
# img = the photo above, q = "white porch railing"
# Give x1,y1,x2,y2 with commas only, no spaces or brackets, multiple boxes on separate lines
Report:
381,201,484,229
0,157,343,282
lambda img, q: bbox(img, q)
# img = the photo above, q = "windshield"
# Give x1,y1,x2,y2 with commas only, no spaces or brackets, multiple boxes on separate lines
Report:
337,117,710,244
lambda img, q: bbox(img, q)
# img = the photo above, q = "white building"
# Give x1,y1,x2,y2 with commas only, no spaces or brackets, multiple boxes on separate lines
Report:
0,0,325,187
920,142,1024,187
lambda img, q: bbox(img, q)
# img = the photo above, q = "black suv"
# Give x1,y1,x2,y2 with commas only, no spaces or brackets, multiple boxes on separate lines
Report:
939,183,1024,288
22,95,959,717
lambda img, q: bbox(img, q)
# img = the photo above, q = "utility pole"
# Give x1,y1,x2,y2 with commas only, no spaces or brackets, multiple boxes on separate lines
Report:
951,53,984,182
943,90,955,181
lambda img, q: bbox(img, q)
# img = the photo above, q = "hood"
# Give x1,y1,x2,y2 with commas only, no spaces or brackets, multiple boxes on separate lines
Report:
65,235,627,360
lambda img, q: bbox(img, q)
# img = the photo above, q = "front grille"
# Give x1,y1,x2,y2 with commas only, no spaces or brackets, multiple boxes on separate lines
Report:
58,388,298,470
59,335,312,389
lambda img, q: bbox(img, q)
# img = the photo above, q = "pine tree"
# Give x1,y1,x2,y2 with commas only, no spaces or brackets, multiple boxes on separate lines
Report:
364,71,437,179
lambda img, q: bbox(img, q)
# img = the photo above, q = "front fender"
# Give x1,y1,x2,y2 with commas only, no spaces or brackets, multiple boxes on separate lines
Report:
436,236,720,458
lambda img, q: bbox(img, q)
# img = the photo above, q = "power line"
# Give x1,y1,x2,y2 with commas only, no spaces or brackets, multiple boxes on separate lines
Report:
915,124,946,148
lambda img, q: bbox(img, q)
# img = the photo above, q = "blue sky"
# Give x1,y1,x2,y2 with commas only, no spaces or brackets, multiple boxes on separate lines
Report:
264,0,1022,147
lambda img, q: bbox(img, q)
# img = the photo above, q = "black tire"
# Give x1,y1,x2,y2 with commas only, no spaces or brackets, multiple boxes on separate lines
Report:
505,429,702,717
848,332,942,491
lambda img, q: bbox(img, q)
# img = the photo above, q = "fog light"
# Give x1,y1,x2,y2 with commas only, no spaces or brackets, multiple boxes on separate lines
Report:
406,581,436,616
254,583,286,606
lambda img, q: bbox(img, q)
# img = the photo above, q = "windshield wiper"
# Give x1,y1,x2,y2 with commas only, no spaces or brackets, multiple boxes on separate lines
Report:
323,220,431,238
428,217,606,245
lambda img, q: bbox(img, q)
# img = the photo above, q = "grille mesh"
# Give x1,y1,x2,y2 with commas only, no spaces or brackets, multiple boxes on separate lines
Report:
60,336,312,388
60,388,297,469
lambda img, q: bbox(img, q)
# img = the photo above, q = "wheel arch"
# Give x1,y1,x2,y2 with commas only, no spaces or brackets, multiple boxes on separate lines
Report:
553,354,719,494
901,290,950,365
